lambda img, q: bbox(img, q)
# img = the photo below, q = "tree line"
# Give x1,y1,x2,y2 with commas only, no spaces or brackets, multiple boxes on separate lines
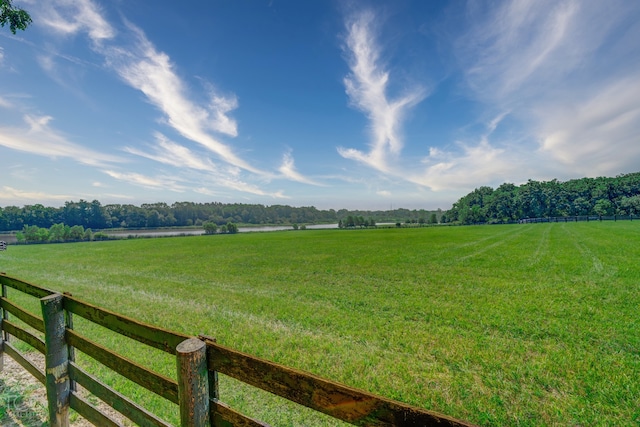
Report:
445,172,640,224
0,200,443,232
15,224,108,243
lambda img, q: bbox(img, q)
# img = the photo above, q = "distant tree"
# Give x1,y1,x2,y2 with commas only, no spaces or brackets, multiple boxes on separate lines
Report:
226,222,238,234
620,195,640,216
22,224,41,242
219,224,228,234
345,215,355,228
593,199,613,216
203,221,218,235
0,0,31,34
48,223,66,242
94,232,109,241
428,213,438,224
292,223,299,230
69,225,85,240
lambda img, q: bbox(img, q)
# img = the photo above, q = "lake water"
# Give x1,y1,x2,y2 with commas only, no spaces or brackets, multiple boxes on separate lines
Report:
0,224,339,243
104,223,339,238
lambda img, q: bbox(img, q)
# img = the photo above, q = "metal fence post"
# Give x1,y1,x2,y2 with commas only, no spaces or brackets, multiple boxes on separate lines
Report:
41,293,70,427
177,337,210,426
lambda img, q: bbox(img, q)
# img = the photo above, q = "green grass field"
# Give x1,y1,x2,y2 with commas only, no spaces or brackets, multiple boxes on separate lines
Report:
1,222,638,426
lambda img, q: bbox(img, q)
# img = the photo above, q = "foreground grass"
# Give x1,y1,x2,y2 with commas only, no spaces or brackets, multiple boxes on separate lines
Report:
1,222,639,426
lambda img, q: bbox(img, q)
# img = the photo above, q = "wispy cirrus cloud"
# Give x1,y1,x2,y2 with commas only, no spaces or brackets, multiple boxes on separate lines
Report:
449,0,640,183
0,186,72,204
122,132,287,198
338,10,426,173
25,0,289,199
24,0,115,42
278,151,323,186
536,76,640,176
0,114,123,166
412,140,526,191
124,132,217,172
100,23,263,174
458,0,581,103
103,170,186,192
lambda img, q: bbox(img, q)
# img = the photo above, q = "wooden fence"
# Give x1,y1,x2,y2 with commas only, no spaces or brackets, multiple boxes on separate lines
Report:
0,272,475,427
519,214,637,224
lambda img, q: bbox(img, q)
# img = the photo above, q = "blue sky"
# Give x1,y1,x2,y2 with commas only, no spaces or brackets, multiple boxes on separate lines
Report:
1,0,639,210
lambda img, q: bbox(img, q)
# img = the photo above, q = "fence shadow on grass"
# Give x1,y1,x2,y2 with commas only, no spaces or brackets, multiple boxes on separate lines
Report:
0,378,47,427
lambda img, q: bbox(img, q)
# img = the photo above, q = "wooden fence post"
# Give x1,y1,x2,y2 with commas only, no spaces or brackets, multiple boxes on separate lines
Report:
177,337,210,427
198,334,219,400
0,282,5,372
41,293,70,427
63,292,76,392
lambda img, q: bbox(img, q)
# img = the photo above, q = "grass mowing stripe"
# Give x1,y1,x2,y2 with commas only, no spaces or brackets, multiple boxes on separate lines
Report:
0,223,638,426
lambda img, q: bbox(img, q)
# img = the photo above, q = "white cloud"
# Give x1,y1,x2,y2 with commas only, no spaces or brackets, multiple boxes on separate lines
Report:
0,96,9,109
458,0,583,103
26,0,115,42
412,139,529,191
102,23,263,174
194,182,288,199
338,10,426,172
124,133,217,172
20,0,288,200
0,186,71,204
537,76,640,175
439,0,640,189
278,151,323,186
103,170,186,192
0,114,124,166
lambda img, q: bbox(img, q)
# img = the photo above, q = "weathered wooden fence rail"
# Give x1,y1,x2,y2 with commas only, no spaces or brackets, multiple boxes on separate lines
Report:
0,272,475,427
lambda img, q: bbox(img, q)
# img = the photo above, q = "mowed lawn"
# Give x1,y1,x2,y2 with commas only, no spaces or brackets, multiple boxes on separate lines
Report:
1,222,638,426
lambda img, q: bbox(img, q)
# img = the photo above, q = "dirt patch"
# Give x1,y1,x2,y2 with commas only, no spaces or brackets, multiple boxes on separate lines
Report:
0,350,132,426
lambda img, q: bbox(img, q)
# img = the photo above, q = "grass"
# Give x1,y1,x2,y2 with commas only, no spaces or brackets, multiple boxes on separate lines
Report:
1,222,639,426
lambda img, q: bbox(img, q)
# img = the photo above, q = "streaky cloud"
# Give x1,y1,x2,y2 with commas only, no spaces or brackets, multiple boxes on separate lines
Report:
537,75,640,175
124,132,217,172
18,0,290,200
338,9,426,172
0,114,124,166
102,23,264,175
194,181,288,199
25,0,115,42
411,140,528,191
278,151,324,186
443,0,640,188
0,186,72,204
103,170,186,192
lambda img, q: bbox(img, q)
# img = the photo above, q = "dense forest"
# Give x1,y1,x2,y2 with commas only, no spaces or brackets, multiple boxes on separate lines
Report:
0,200,442,232
445,172,640,224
